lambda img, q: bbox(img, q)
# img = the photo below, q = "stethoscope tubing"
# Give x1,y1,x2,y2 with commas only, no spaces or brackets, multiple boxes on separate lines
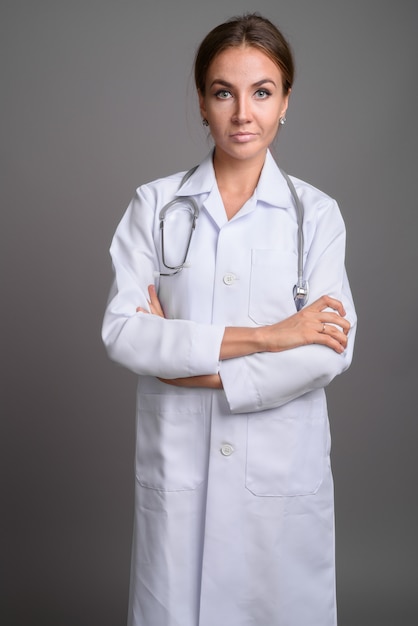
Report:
157,166,309,309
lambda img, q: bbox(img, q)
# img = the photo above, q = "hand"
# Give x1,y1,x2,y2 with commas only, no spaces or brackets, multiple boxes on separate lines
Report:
261,295,350,354
136,284,165,317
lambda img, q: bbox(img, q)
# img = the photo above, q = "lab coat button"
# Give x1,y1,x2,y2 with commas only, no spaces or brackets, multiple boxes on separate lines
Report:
223,273,236,285
220,444,234,456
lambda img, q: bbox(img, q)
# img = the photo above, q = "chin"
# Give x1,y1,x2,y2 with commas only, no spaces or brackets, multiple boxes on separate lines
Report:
225,144,268,163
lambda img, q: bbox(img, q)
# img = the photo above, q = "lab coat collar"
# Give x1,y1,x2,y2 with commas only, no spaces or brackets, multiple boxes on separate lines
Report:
256,150,295,209
175,152,216,198
176,149,295,210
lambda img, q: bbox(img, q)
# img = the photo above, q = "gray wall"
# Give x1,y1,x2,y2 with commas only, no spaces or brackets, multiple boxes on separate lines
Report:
2,1,417,624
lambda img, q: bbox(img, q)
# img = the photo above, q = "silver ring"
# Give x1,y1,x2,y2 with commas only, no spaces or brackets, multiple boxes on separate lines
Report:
322,323,326,333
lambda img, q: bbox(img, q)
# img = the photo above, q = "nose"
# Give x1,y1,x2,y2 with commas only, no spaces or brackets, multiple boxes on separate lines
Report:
231,95,252,124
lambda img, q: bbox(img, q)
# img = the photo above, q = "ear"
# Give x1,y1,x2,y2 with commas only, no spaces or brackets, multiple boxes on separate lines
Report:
280,89,291,120
198,89,207,121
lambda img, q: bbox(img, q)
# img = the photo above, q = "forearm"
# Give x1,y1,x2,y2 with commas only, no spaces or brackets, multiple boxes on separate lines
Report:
220,295,350,360
159,374,223,389
220,326,265,360
221,282,357,413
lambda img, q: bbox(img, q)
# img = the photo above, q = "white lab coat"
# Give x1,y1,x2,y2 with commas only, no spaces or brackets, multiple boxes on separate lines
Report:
102,150,357,626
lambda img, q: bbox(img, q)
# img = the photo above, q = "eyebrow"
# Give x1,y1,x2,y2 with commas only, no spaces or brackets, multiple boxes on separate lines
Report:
209,78,277,89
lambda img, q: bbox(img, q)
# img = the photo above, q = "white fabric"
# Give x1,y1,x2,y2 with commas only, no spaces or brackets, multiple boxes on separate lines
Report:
102,150,357,626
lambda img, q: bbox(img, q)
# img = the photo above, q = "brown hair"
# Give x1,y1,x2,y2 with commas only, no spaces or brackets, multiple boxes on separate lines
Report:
194,13,294,96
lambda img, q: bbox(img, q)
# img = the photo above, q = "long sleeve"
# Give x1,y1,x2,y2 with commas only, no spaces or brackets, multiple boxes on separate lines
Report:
219,191,357,414
102,182,225,379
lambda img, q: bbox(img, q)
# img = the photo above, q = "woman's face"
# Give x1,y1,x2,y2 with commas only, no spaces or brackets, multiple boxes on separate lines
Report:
199,45,289,166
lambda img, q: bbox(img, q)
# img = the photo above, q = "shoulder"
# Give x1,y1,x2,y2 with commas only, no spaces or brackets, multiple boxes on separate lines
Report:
261,152,339,217
135,169,188,203
289,175,335,207
284,176,347,246
134,154,212,204
290,175,343,222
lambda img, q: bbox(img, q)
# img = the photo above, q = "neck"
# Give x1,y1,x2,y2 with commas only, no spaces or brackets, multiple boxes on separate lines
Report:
212,149,268,220
212,149,267,196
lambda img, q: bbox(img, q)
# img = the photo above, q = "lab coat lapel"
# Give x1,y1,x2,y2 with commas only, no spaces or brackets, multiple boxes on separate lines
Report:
175,150,295,229
175,152,228,229
255,151,295,210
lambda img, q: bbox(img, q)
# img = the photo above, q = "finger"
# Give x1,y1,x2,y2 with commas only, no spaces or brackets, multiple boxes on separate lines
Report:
317,333,347,354
318,325,348,353
321,295,346,317
309,295,346,317
320,312,351,334
136,306,149,313
148,284,165,317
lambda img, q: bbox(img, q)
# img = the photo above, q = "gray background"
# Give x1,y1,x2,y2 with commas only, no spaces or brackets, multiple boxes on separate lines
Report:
2,0,417,624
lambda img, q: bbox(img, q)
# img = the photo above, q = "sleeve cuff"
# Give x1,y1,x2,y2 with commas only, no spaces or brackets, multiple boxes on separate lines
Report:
188,323,225,376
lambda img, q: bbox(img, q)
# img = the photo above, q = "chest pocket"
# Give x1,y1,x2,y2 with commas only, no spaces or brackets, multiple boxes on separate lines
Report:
245,396,329,497
135,394,206,492
248,249,298,324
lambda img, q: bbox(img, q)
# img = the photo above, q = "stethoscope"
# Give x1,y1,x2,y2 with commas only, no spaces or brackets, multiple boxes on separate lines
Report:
157,166,309,311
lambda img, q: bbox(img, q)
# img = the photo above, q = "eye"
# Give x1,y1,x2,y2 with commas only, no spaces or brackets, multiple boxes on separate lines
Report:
215,89,232,100
255,88,271,99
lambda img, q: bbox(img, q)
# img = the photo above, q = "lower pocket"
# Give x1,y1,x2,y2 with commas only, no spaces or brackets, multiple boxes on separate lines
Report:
135,393,205,492
245,405,328,497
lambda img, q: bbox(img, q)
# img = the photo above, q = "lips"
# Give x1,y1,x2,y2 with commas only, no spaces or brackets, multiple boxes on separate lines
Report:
230,132,257,142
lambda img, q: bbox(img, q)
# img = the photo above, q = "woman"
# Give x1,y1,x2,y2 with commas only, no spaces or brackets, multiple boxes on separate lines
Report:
102,13,356,626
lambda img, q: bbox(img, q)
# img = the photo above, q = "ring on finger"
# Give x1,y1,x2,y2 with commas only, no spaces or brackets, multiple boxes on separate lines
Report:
321,323,326,333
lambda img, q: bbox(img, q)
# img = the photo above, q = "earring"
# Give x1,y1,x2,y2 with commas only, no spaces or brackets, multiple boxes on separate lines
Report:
279,116,287,126
202,118,209,127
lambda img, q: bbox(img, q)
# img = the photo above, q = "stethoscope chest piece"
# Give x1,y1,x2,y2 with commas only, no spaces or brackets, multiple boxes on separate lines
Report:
293,281,309,311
